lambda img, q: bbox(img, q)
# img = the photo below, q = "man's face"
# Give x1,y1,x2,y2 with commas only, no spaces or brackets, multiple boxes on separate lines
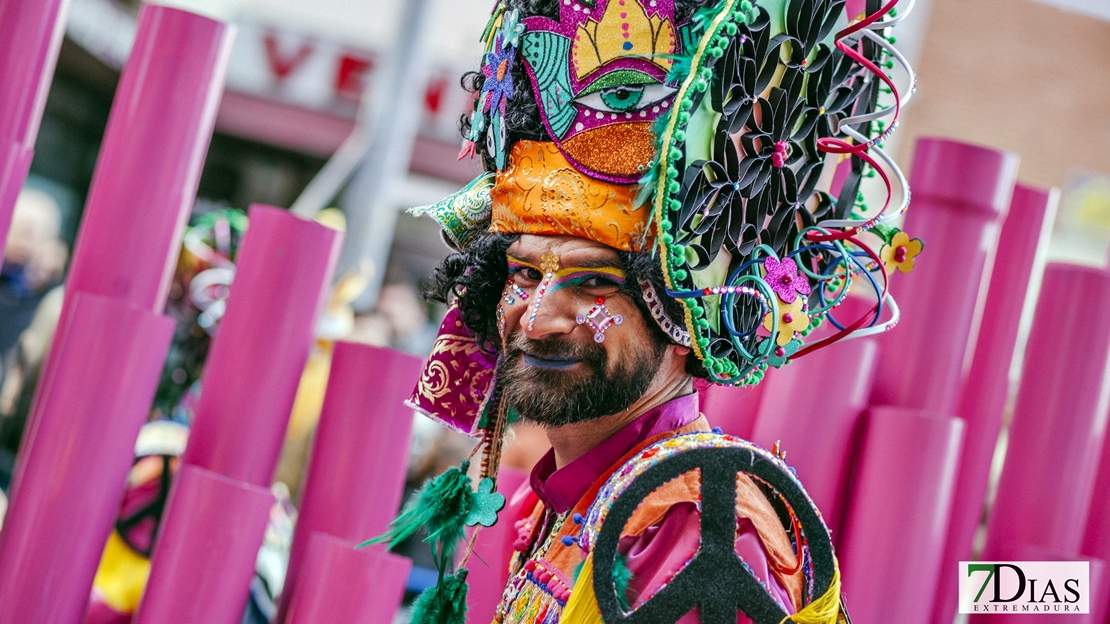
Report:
496,235,667,427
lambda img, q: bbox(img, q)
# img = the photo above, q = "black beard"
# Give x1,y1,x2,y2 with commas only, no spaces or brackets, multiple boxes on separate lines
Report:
496,329,665,427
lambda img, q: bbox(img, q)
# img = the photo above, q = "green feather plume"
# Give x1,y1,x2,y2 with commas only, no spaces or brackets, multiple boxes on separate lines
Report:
411,568,469,624
360,460,474,565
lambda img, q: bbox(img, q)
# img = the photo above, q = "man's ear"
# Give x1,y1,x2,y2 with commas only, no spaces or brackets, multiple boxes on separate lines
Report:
665,344,693,375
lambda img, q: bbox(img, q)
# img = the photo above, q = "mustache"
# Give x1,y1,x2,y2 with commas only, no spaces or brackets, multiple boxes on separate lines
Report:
501,330,608,364
502,331,604,362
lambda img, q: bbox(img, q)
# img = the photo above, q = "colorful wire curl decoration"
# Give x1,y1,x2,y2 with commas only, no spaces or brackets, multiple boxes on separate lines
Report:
648,0,918,385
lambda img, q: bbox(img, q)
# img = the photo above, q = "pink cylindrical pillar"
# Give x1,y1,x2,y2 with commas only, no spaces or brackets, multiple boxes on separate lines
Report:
0,0,68,144
0,0,71,258
870,138,1020,416
932,185,1059,624
32,6,235,437
276,342,422,623
985,265,1110,558
181,205,342,487
1085,511,1110,624
133,465,274,624
63,5,235,314
1083,418,1110,624
466,466,529,624
750,338,878,534
0,293,173,624
284,534,411,624
838,406,964,624
699,380,767,440
968,546,1104,624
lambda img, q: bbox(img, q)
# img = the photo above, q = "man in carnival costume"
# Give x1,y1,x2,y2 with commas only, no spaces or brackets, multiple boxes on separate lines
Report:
370,0,920,621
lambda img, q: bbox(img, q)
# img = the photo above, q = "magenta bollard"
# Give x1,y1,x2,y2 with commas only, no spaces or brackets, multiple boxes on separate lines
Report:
31,6,235,438
750,338,878,534
1083,419,1110,624
284,534,411,624
1092,253,1110,621
1063,265,1110,621
465,466,529,624
0,293,173,624
931,185,1059,624
0,0,71,258
837,406,964,624
968,545,1104,624
699,381,767,440
0,0,69,144
870,138,1019,416
133,465,274,624
181,205,342,486
276,342,422,623
63,5,235,313
984,264,1110,558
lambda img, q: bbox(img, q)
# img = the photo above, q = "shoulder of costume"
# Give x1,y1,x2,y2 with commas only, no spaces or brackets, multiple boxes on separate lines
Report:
576,431,824,552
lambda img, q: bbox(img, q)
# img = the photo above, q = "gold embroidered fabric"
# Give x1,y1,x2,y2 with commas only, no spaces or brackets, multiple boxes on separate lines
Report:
490,140,655,252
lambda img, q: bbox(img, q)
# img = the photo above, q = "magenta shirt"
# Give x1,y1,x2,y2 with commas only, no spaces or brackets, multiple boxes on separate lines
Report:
528,393,703,514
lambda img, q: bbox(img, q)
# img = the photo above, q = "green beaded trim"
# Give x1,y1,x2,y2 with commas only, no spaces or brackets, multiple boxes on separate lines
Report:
650,0,755,384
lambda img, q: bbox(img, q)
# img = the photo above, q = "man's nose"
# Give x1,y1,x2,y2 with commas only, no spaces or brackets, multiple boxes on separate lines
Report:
522,284,582,341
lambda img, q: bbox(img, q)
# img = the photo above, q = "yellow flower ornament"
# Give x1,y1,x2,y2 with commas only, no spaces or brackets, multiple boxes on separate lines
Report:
881,231,924,274
763,296,811,347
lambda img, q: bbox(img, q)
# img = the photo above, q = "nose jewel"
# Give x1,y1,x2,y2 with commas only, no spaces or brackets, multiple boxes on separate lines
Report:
576,297,623,342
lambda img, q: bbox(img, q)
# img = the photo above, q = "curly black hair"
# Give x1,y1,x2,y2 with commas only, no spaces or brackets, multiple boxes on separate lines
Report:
425,231,709,379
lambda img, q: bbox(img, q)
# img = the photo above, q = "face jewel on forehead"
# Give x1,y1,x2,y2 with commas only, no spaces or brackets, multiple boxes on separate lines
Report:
519,0,687,183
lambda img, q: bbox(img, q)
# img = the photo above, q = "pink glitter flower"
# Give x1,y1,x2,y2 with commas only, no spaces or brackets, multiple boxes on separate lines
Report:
763,256,811,303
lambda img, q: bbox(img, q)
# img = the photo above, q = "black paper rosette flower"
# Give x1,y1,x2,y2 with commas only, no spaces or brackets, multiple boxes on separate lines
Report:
646,0,917,384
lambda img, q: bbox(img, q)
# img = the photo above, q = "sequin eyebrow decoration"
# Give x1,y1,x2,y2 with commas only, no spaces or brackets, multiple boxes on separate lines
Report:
508,256,625,281
548,266,627,293
506,255,539,272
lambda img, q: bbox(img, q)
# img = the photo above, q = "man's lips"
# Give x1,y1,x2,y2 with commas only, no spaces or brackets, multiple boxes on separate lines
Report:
522,351,582,370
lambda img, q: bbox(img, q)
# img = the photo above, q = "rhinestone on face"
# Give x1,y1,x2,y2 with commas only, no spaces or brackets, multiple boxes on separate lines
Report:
576,299,624,343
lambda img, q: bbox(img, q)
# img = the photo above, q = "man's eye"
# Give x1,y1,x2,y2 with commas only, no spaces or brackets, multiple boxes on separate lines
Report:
581,276,621,289
510,267,543,281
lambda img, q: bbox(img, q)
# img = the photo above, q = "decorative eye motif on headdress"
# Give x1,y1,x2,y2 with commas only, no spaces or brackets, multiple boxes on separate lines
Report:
519,0,689,183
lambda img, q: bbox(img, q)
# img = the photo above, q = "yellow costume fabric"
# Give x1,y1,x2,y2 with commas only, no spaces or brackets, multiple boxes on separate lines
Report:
91,530,152,613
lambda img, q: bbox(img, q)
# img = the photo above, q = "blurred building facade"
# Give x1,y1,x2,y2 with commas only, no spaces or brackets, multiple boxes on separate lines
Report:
33,0,494,304
26,0,1110,304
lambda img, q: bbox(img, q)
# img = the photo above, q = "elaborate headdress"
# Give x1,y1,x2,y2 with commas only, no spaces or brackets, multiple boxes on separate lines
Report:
392,0,920,621
415,0,919,395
